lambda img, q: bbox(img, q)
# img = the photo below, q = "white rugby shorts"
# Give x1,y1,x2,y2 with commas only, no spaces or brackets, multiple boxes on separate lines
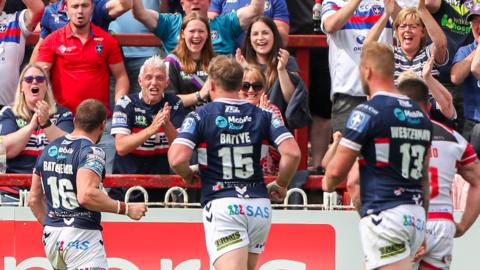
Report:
415,219,455,270
359,204,426,270
202,197,272,264
43,225,107,270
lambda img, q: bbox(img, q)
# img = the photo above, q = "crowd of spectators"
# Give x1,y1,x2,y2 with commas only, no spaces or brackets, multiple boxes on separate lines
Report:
0,0,478,205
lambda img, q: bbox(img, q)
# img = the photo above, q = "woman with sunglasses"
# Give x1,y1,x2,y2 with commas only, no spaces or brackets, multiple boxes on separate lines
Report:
240,65,284,175
0,64,73,203
238,16,311,130
165,12,215,112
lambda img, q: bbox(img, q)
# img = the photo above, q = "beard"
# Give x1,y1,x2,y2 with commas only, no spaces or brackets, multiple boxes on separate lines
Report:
360,76,370,96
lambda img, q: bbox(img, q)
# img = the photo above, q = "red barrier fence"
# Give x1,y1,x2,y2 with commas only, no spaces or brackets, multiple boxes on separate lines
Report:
26,33,328,170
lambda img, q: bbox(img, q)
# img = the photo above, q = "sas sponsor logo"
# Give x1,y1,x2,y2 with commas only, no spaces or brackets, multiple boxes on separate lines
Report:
227,204,270,219
215,232,242,251
379,242,406,259
66,240,91,251
403,214,425,231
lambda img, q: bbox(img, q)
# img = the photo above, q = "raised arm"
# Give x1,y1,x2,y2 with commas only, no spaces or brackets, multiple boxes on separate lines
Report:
418,0,447,65
110,63,130,102
236,0,265,29
322,0,361,34
105,0,133,19
276,49,295,102
422,57,455,119
456,161,480,237
132,0,160,32
22,0,45,32
451,49,476,84
364,0,395,45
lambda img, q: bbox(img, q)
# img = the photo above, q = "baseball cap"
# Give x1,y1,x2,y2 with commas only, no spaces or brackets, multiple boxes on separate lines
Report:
467,3,480,22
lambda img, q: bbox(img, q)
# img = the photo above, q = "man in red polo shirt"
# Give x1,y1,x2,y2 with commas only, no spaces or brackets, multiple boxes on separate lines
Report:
37,0,129,173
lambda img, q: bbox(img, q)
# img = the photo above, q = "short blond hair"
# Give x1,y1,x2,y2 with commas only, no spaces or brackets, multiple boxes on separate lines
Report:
360,42,395,78
208,55,244,92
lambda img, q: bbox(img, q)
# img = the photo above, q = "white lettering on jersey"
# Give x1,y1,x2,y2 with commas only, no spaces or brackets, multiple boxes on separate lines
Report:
391,127,431,141
220,132,251,145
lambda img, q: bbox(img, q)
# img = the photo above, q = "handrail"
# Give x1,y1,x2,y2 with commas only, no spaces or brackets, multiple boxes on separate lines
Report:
0,173,346,190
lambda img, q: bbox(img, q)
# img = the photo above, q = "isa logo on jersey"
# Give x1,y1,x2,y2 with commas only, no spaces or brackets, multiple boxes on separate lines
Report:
346,111,370,132
179,117,196,134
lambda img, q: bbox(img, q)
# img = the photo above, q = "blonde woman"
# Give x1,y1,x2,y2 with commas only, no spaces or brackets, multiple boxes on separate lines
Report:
0,64,74,202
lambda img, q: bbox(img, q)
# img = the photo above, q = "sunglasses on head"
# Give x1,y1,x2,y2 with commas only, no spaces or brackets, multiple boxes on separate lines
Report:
241,82,263,92
23,75,46,84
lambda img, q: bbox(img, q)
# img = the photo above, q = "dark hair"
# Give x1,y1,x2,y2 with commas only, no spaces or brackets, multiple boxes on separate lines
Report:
208,55,244,92
74,99,107,132
241,16,283,89
397,78,429,106
172,11,215,74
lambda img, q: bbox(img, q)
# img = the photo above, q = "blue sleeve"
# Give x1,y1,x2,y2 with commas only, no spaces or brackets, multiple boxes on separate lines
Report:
452,45,473,65
265,110,293,147
55,108,74,133
154,13,182,53
0,108,20,135
342,106,375,151
92,0,113,30
79,146,106,177
286,56,299,72
170,96,187,128
175,111,202,149
209,0,223,13
272,0,289,23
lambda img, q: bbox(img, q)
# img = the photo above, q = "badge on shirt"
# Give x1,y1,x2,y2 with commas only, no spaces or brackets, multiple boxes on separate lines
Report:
346,110,371,132
211,30,219,40
95,44,103,53
0,24,6,32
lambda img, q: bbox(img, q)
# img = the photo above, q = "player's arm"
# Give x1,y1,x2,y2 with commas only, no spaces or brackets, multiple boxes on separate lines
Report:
421,152,430,214
323,144,358,192
168,143,197,184
275,137,301,187
110,62,129,103
22,0,45,32
28,174,47,225
76,168,147,219
321,131,342,169
105,0,133,19
132,0,159,32
455,161,480,237
236,0,265,29
423,57,455,119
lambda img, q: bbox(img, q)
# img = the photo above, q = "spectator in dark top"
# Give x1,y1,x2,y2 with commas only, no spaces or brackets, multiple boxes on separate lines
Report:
109,55,187,202
0,64,73,203
165,11,214,112
0,0,44,107
237,16,311,130
131,0,265,54
208,0,290,47
30,0,132,62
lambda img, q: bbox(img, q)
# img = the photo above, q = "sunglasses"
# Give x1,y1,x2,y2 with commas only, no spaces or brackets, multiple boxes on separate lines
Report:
241,82,263,92
23,75,46,84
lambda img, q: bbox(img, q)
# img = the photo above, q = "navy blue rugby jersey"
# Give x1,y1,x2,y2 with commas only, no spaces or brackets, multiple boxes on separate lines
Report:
340,92,433,217
111,92,186,174
33,135,106,230
0,106,73,173
174,98,293,206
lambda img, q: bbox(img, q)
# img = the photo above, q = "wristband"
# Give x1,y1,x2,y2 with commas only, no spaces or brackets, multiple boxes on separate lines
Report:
40,119,52,129
117,201,127,215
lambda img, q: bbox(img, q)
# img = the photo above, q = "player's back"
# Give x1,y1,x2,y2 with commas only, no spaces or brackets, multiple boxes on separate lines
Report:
178,98,292,206
342,92,433,217
34,134,106,230
428,120,478,216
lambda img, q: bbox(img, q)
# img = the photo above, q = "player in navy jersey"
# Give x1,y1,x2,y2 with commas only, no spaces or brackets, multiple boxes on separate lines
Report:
323,42,433,270
397,75,480,270
168,55,300,270
109,55,187,202
28,99,147,270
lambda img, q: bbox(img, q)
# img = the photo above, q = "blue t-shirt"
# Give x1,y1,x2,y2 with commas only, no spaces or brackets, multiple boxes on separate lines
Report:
174,98,293,206
341,92,432,217
154,12,242,55
34,135,106,230
452,41,480,123
0,106,74,173
110,92,186,174
209,0,289,48
40,0,113,38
